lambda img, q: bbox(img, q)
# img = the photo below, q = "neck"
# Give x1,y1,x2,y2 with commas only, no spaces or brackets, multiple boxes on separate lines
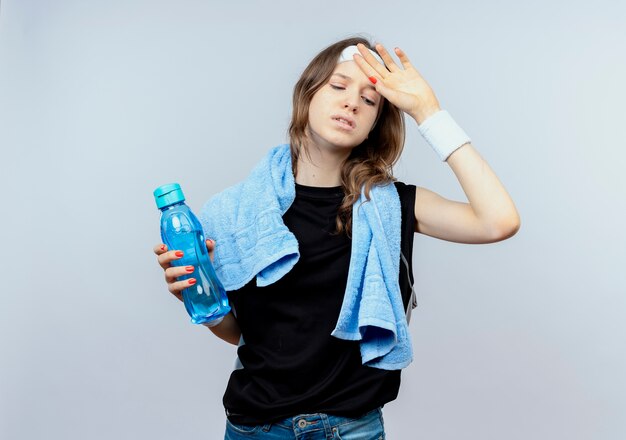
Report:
295,144,350,187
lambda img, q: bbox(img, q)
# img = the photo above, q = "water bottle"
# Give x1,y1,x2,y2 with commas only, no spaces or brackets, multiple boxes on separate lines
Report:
153,183,230,326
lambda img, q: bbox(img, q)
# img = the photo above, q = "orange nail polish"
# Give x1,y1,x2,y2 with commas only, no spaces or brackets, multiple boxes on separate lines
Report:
160,245,165,251
175,251,184,257
368,76,377,84
185,266,195,273
188,279,196,285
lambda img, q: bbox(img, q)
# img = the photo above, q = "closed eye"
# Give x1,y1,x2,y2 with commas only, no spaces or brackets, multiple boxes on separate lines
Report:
330,85,377,106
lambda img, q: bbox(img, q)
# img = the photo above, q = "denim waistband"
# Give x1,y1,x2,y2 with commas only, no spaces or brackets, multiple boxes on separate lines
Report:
225,407,385,439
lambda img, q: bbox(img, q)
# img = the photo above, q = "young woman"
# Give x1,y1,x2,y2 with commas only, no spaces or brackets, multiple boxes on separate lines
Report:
153,36,520,439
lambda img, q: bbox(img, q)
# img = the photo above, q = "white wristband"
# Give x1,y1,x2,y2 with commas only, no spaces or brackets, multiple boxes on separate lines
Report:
417,110,471,161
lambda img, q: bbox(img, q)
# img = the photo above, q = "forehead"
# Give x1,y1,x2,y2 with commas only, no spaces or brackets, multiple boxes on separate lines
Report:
333,61,368,80
331,61,378,92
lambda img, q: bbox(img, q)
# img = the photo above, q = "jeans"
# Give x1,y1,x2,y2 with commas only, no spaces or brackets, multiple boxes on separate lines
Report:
224,407,385,439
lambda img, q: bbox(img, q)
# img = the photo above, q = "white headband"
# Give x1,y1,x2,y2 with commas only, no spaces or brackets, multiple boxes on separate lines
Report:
338,45,385,65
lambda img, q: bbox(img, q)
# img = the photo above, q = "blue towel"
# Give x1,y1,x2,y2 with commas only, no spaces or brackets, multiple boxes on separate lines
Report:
199,144,413,370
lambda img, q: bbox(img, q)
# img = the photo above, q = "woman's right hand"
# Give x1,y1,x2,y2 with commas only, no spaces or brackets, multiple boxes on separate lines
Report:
153,239,241,345
153,239,216,302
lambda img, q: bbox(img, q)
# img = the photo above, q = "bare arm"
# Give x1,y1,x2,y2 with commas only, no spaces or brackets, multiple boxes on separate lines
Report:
204,311,241,346
414,143,521,243
352,43,520,243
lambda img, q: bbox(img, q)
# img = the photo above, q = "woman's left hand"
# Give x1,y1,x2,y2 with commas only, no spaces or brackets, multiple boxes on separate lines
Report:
354,42,441,125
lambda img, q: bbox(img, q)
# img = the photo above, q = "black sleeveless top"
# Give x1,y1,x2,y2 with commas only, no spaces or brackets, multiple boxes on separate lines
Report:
223,181,416,425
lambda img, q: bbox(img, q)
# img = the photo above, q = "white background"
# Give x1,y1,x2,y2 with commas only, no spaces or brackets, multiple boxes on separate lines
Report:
1,0,625,438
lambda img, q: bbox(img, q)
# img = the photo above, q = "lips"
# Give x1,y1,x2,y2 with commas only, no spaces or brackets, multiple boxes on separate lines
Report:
331,114,356,130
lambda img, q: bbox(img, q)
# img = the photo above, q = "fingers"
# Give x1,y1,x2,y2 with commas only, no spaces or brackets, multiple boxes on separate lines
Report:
205,238,215,252
153,238,216,302
354,43,417,79
205,238,215,263
168,276,197,300
371,43,400,73
166,275,193,302
164,264,195,284
355,43,390,78
154,243,184,270
153,242,196,303
392,46,415,71
153,243,167,254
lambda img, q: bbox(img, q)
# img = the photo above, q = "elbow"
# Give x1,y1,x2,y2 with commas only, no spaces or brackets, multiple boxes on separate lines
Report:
488,213,521,242
226,334,242,346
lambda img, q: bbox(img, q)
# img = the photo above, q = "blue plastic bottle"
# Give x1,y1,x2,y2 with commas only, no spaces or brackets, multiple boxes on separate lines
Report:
153,183,230,326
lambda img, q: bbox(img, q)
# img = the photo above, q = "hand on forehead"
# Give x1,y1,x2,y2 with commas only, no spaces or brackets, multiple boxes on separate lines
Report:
338,45,385,65
332,61,381,98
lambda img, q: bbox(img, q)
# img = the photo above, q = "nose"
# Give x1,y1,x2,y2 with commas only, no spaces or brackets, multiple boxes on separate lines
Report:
343,90,360,113
344,100,358,113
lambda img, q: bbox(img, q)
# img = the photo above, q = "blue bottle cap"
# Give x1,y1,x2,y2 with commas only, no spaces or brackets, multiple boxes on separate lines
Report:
153,183,185,209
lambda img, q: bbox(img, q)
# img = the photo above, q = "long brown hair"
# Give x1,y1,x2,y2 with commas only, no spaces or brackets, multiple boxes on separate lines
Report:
288,36,405,236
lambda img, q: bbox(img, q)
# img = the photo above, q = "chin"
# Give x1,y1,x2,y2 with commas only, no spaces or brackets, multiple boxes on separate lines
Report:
326,134,367,149
307,128,366,151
